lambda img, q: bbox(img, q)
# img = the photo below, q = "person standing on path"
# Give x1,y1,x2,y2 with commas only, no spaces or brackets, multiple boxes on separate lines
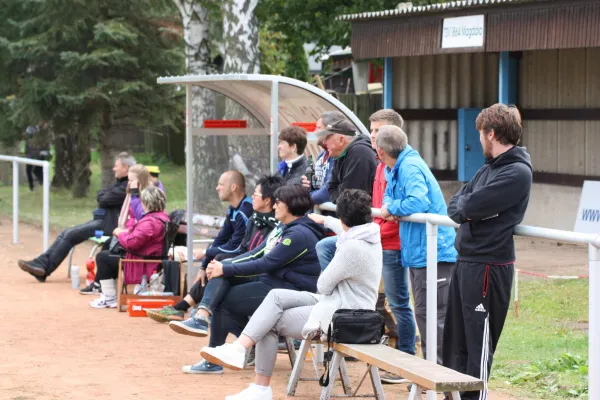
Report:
443,104,532,400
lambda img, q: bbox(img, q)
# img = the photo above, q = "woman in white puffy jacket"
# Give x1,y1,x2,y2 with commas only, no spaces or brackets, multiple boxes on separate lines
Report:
199,189,383,400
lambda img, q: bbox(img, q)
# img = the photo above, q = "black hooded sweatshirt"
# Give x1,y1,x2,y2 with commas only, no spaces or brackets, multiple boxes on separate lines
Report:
328,134,378,203
448,146,532,264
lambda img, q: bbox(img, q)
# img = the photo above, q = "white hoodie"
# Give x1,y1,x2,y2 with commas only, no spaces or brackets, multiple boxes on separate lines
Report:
302,219,383,339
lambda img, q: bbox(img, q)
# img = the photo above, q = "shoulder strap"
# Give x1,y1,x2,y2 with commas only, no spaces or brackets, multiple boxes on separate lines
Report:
319,323,334,387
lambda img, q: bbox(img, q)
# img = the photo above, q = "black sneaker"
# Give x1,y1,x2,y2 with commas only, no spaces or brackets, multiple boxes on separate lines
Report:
28,272,47,283
18,260,46,278
79,282,101,295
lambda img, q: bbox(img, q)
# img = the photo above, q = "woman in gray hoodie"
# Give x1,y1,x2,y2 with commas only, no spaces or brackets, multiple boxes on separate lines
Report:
199,189,382,400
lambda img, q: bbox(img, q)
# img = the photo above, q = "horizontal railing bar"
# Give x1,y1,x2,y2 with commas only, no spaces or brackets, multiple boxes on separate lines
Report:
318,202,600,249
0,155,50,167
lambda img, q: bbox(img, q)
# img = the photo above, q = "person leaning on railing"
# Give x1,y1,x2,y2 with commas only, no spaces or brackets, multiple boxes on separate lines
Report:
377,125,458,366
442,104,532,400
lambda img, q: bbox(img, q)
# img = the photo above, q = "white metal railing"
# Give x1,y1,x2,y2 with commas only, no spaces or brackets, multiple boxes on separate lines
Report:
0,155,50,251
318,201,599,400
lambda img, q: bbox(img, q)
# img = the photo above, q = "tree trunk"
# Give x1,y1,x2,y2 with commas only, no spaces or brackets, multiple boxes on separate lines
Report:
71,125,91,198
51,131,74,190
221,0,267,191
173,0,226,214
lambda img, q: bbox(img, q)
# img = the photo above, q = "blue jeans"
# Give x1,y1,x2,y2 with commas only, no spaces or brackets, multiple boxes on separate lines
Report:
382,250,416,355
316,237,416,354
316,236,338,271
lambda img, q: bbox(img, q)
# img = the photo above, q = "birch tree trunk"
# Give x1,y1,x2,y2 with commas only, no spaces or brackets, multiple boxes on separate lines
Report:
173,0,227,214
221,0,268,190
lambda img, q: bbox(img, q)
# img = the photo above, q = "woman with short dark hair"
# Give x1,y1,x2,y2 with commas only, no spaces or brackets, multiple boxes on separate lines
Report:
199,190,382,400
173,185,325,375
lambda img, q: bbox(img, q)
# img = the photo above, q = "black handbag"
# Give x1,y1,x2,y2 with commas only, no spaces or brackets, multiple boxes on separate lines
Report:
319,309,385,387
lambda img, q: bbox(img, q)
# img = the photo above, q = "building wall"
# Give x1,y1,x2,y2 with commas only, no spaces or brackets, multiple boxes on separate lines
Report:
519,48,600,176
392,53,499,171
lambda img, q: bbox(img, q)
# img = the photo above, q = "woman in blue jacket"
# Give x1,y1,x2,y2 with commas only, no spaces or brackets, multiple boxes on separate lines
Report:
170,185,325,374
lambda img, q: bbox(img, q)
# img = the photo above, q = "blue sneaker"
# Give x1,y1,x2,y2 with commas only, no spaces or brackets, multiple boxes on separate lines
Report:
169,315,209,337
182,359,223,374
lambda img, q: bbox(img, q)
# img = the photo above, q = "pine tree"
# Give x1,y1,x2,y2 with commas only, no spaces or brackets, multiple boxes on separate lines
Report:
9,0,184,197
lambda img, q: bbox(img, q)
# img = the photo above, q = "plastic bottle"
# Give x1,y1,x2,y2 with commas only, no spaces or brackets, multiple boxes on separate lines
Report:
305,155,315,190
149,271,160,294
71,265,80,289
85,257,96,286
135,274,148,295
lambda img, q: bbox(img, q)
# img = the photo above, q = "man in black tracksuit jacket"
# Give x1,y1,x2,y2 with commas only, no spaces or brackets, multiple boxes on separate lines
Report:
443,104,532,400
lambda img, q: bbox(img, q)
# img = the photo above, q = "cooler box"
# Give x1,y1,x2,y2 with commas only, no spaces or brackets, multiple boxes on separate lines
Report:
127,298,175,317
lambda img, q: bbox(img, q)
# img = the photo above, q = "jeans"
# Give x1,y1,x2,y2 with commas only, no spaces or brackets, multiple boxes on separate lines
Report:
208,280,273,348
37,219,104,276
382,250,416,355
95,250,120,280
315,236,338,271
198,276,257,315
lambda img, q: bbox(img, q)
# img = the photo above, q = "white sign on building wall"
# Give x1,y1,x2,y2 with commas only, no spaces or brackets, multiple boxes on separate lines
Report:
441,15,485,49
574,180,600,234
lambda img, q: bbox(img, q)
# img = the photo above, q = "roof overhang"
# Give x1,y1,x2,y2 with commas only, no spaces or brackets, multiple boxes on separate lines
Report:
157,73,370,137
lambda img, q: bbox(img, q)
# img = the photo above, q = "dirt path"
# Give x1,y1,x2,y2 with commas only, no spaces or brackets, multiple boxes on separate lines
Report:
0,219,575,399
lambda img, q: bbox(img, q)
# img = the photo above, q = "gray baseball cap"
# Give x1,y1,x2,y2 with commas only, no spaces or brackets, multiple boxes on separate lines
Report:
315,119,357,138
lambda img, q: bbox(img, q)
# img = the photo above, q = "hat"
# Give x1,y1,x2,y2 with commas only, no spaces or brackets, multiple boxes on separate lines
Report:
147,166,160,176
315,119,357,138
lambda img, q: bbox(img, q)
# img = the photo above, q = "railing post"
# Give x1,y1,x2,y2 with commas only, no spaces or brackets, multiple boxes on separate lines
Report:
425,221,438,400
589,243,600,400
12,160,19,244
42,162,50,251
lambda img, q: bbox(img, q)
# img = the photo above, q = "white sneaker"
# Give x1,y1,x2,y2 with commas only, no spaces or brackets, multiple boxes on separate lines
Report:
225,384,272,400
90,294,117,309
200,343,246,371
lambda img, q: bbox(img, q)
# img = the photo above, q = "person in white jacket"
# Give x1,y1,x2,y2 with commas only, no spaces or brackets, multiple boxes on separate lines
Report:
199,189,382,400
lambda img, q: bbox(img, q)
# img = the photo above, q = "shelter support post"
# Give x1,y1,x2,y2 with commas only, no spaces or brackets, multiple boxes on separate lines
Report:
42,162,49,251
589,242,600,400
270,81,279,174
425,221,438,400
185,84,195,280
384,58,393,109
499,52,518,105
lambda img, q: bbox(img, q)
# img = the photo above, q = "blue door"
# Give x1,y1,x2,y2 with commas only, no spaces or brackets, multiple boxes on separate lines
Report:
458,108,485,182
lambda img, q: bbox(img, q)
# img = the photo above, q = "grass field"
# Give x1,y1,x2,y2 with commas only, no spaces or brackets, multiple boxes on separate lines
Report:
0,153,589,398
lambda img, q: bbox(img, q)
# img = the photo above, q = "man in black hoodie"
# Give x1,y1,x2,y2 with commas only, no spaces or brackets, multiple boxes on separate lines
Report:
18,152,135,282
318,119,377,203
443,104,532,400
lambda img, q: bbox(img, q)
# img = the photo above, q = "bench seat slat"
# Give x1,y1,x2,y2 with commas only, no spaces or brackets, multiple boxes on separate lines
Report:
334,343,484,393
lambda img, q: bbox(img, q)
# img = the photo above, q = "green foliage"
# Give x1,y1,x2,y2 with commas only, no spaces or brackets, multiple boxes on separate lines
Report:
259,27,309,81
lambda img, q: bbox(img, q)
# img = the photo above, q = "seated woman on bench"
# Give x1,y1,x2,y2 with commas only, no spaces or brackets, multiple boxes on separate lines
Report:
90,186,169,308
201,189,383,400
172,185,325,375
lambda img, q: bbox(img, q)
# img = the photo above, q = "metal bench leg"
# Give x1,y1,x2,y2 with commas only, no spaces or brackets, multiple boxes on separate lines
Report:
408,384,424,400
287,339,310,396
319,351,342,400
88,243,100,258
66,247,76,279
338,357,352,395
286,336,297,368
450,391,461,400
368,365,385,400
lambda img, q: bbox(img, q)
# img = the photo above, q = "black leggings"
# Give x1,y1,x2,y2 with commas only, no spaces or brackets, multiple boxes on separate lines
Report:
95,250,120,281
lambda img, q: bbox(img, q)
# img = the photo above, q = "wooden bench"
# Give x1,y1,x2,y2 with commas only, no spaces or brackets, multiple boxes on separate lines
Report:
318,343,484,400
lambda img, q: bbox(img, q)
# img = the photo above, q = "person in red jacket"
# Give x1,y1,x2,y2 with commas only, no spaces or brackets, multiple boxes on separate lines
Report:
90,186,169,309
370,110,416,382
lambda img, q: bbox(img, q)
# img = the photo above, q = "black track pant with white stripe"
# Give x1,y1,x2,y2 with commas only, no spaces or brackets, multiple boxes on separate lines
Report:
442,261,514,400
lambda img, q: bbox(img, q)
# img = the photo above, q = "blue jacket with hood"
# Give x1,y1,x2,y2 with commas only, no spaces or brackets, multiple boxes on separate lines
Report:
222,215,326,292
383,144,457,267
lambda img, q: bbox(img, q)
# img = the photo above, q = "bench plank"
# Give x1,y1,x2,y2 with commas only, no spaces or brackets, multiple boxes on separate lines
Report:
334,343,484,393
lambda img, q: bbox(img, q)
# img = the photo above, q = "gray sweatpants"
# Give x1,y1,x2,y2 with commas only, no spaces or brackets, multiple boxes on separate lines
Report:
242,289,318,377
409,262,455,364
